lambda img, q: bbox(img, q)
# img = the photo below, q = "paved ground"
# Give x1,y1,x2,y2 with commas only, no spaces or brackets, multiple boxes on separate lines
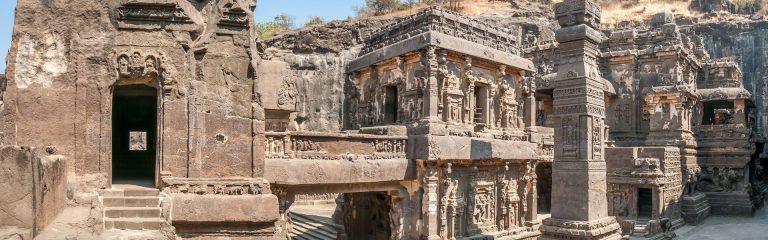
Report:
676,201,768,240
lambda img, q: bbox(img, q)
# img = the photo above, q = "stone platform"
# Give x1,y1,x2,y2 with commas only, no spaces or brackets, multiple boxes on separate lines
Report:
681,193,711,225
676,200,768,240
705,192,755,216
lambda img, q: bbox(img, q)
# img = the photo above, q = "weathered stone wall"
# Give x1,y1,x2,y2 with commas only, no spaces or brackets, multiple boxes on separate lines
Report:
694,20,768,143
0,146,67,239
4,0,266,180
263,19,395,132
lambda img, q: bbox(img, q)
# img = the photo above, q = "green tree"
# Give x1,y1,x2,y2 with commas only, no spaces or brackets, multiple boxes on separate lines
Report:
256,13,295,40
304,16,325,27
365,0,403,15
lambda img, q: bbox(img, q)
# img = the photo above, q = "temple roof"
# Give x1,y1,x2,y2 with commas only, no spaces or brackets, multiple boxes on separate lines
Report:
347,7,534,73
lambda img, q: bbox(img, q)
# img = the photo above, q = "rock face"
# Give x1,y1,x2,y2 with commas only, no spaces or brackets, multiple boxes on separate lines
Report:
0,146,67,239
694,20,768,141
262,18,396,132
3,0,278,238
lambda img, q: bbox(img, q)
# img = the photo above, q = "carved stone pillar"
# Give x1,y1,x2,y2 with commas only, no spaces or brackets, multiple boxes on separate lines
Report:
541,0,621,239
422,46,440,122
524,76,537,128
422,162,440,240
733,99,746,125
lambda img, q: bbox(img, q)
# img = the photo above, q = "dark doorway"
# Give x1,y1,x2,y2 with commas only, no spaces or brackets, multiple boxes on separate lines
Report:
474,85,487,124
112,84,157,183
536,163,552,213
637,188,653,219
340,192,392,240
384,86,398,123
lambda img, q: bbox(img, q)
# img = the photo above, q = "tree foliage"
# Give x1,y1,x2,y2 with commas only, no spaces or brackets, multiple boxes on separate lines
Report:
256,13,295,40
355,0,465,17
304,16,325,27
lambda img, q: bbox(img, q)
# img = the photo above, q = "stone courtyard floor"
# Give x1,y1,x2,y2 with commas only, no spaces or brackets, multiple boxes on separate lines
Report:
675,201,768,240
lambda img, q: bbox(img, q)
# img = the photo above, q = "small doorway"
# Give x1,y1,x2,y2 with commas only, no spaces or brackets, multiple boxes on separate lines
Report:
474,85,487,124
112,84,157,185
384,86,398,123
637,188,653,219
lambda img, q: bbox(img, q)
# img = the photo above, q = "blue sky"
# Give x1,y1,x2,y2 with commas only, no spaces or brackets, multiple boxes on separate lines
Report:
0,0,362,73
254,0,363,27
1,0,16,73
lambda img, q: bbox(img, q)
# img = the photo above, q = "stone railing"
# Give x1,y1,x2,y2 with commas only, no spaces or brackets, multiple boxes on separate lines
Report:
265,131,408,161
361,7,518,55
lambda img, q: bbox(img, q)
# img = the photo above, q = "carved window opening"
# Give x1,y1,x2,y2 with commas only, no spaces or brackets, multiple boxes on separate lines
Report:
637,188,653,219
702,100,733,125
129,131,147,151
385,86,398,123
474,85,488,124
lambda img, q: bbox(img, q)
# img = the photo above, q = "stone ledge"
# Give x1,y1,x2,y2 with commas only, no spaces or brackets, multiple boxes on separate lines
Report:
170,194,279,223
541,217,622,239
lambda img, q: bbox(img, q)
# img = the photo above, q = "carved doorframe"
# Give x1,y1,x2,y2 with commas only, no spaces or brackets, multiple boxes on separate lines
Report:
109,49,167,188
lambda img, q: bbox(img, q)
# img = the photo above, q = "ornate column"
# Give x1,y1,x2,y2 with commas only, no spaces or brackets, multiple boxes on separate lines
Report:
422,162,440,240
541,0,621,239
422,46,441,122
524,75,537,128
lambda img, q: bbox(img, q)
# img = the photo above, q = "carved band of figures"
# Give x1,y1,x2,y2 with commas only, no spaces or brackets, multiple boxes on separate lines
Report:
554,104,605,115
115,3,191,23
698,166,748,193
219,9,249,27
115,51,161,79
162,179,270,195
373,139,406,153
294,193,341,202
553,161,607,172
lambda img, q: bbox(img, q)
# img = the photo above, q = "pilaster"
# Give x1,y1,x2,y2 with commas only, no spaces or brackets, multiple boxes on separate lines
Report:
541,0,621,239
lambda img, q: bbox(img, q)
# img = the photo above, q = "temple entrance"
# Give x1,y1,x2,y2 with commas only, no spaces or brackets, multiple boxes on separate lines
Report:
112,84,157,184
340,192,392,240
638,188,653,219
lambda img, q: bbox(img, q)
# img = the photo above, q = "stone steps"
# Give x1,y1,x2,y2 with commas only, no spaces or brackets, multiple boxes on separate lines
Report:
104,217,165,230
103,196,160,207
288,211,342,240
98,186,165,231
633,223,648,236
105,207,162,218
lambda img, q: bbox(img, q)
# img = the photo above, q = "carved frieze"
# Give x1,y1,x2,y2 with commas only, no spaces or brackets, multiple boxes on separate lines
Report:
115,51,162,79
162,177,271,195
219,8,249,28
115,3,192,23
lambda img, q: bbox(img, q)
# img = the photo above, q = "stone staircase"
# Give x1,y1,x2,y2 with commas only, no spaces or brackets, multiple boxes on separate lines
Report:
98,187,165,230
288,211,344,240
632,221,648,237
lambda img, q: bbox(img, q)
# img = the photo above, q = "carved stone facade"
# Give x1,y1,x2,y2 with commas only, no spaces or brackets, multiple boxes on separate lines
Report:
5,0,767,239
